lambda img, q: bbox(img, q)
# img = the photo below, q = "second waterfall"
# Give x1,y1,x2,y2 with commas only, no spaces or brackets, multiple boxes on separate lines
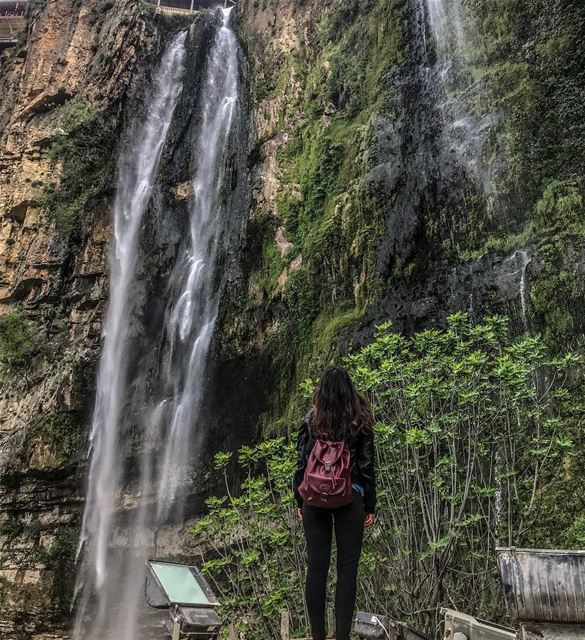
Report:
74,8,241,639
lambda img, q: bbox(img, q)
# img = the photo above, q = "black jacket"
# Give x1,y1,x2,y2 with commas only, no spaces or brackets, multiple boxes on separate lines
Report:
293,413,377,514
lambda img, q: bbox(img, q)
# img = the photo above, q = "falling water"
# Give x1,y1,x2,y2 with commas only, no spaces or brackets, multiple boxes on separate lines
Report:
423,0,500,197
74,32,187,638
516,249,532,330
74,8,240,639
154,7,238,514
426,0,465,60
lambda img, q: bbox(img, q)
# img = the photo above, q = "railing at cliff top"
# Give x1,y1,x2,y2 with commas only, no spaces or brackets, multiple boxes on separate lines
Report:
153,5,197,15
146,0,237,14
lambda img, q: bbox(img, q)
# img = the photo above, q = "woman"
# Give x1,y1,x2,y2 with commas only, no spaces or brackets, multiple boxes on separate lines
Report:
293,366,376,640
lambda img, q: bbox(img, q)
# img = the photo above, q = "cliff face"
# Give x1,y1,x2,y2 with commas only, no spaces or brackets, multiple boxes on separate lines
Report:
0,0,584,636
221,0,585,429
0,2,251,635
0,1,170,636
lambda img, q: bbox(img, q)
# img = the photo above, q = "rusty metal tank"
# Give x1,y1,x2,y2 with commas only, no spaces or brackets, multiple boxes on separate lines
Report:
496,547,585,624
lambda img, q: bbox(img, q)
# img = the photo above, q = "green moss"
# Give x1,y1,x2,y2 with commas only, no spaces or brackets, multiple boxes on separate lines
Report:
463,0,524,65
531,240,585,349
534,179,585,234
279,126,344,244
0,310,41,373
275,194,301,234
40,99,117,238
318,0,406,118
255,241,289,296
23,412,83,465
458,221,536,261
277,267,321,344
461,179,584,269
468,61,531,116
457,180,585,261
537,34,572,60
313,304,365,353
260,56,298,103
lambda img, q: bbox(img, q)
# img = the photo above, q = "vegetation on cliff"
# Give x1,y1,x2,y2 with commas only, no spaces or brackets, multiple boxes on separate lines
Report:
41,99,118,238
222,0,585,445
225,0,410,432
0,310,41,374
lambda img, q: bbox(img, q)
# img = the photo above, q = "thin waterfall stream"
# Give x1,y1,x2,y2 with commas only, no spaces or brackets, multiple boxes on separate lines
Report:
426,0,466,59
74,8,240,639
422,0,500,197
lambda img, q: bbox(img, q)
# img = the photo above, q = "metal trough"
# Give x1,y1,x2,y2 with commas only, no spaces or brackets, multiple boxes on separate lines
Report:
496,547,585,623
441,608,516,640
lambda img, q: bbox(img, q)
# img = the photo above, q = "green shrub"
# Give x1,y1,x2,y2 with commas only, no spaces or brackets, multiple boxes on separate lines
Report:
192,439,303,639
192,315,584,637
345,314,582,628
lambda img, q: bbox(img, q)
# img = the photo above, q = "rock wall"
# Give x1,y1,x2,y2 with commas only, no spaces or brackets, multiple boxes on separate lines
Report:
221,0,585,430
0,1,183,636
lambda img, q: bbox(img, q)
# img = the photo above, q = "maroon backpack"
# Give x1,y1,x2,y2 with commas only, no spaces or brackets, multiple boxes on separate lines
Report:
299,439,353,508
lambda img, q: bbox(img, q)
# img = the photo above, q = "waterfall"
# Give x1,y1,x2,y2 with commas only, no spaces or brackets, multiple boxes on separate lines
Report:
422,0,500,197
74,8,240,638
426,0,465,60
515,249,532,330
154,7,238,515
74,33,187,637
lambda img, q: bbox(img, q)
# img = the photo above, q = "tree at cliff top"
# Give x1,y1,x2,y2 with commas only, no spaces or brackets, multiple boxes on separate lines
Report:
191,315,584,638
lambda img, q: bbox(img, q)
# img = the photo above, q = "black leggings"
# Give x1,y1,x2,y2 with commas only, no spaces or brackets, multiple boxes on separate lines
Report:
302,494,365,640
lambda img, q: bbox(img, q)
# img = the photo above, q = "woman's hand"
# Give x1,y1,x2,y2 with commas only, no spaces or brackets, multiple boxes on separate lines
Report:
364,512,376,528
296,507,303,521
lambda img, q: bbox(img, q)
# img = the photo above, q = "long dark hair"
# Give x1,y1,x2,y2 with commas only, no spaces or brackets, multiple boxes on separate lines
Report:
309,366,373,440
